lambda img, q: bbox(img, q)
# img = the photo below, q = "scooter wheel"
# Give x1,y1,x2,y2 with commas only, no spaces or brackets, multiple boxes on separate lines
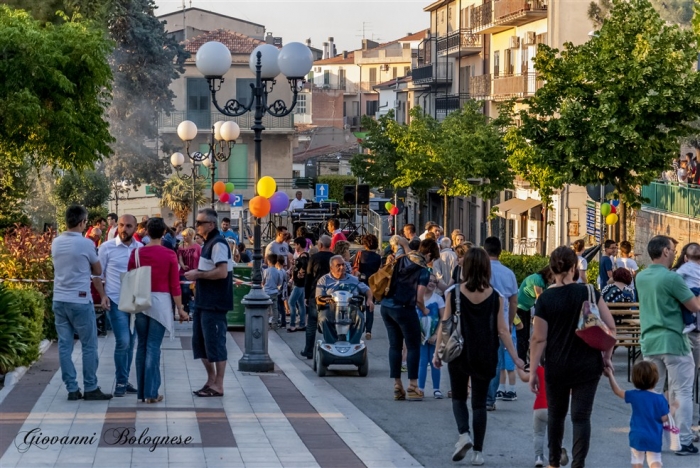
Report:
316,351,327,377
358,357,369,377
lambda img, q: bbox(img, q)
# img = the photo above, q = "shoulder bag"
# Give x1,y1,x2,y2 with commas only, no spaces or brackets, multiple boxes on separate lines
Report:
118,248,152,313
437,280,464,363
575,284,616,351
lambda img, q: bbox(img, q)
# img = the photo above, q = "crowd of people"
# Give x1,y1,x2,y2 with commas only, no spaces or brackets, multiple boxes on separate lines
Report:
50,206,700,467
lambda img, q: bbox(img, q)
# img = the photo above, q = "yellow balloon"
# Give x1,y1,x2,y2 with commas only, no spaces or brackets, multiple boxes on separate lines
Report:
605,213,619,225
257,176,277,198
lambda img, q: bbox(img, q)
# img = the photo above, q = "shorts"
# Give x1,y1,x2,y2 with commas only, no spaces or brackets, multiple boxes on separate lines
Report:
498,327,517,371
192,308,228,362
630,448,662,466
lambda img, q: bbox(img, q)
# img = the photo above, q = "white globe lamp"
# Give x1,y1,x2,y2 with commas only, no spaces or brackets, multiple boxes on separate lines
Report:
220,121,241,142
213,121,225,141
177,120,197,142
249,44,280,79
196,41,232,78
170,152,185,167
277,42,314,79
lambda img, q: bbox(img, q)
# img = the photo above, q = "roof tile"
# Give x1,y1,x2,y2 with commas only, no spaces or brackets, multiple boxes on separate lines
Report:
183,29,266,57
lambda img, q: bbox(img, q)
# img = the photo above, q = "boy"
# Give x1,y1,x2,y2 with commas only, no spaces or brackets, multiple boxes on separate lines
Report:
276,256,289,329
677,244,700,333
262,254,283,329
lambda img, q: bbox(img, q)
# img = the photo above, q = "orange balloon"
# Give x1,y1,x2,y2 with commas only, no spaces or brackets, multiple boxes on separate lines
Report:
213,181,226,196
249,196,271,218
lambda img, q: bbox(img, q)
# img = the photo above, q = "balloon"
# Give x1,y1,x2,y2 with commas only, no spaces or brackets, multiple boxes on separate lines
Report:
610,205,616,214
385,202,393,211
249,196,271,218
600,203,611,217
257,176,277,198
605,213,619,225
611,200,620,207
219,193,230,203
269,191,289,214
389,206,399,216
213,181,226,196
225,182,235,193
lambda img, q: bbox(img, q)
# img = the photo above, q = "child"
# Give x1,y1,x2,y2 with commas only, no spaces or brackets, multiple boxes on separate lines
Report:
416,274,444,398
276,256,289,329
604,361,668,468
262,254,282,329
517,366,569,467
676,244,700,333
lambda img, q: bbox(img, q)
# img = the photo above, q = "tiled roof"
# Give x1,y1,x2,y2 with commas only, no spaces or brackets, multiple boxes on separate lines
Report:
313,51,355,65
312,29,427,66
183,29,266,57
397,29,429,42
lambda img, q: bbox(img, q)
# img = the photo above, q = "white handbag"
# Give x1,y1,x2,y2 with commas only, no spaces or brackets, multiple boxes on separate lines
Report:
118,248,152,313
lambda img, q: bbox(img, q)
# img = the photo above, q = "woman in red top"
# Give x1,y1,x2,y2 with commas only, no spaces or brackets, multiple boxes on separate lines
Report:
128,218,188,403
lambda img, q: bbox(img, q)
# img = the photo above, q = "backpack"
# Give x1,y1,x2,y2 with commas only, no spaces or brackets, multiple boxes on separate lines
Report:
388,256,425,307
369,254,404,302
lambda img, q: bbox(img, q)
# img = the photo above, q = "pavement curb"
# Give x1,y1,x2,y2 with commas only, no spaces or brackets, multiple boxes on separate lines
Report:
0,339,52,405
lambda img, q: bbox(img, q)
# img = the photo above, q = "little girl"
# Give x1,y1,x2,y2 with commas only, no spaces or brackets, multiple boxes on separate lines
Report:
605,361,669,468
417,274,444,398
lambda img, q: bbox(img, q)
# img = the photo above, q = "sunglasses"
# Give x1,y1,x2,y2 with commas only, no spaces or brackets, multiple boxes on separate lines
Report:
195,220,213,226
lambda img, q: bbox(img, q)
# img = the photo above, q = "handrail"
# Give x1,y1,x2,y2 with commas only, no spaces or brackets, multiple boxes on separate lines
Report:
641,180,700,218
366,208,384,242
158,110,294,130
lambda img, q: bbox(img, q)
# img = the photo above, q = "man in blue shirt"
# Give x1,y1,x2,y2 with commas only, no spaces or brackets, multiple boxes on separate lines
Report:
219,217,239,244
598,239,618,289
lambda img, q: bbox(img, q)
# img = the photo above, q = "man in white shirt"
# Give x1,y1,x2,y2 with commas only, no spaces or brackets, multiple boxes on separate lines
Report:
98,214,142,397
52,205,113,401
106,213,118,241
288,191,307,212
419,221,437,241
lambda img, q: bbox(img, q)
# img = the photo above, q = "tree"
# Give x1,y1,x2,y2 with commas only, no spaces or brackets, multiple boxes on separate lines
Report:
350,112,404,190
159,177,208,227
52,170,111,225
103,0,189,190
0,6,114,171
589,0,693,27
512,0,700,210
2,0,108,24
0,152,31,229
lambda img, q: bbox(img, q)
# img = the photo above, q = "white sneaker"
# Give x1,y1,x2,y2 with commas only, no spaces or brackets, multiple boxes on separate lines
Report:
683,323,697,334
535,455,544,467
471,451,484,466
452,433,473,462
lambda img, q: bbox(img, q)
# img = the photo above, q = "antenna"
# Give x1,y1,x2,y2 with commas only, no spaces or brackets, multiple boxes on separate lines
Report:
356,22,372,40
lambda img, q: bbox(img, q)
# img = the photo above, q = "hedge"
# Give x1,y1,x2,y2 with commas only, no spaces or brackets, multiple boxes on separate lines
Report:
316,175,357,206
499,252,601,288
0,285,45,373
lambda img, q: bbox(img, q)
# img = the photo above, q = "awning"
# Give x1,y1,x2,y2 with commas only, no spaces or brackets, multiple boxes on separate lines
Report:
493,197,542,219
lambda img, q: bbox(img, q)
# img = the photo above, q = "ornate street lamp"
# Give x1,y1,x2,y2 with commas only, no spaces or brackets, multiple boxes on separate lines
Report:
170,151,210,226
194,40,313,372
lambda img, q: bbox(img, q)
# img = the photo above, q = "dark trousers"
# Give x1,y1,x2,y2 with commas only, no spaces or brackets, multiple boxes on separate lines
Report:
546,376,600,468
516,307,531,364
448,352,491,452
303,302,318,355
277,295,286,327
381,304,421,379
365,309,374,333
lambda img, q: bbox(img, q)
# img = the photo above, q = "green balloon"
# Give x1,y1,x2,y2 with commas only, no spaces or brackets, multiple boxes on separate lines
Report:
600,203,611,217
385,202,393,210
225,182,235,193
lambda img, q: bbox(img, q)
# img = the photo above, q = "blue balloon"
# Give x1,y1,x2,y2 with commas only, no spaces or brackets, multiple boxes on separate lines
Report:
611,200,620,207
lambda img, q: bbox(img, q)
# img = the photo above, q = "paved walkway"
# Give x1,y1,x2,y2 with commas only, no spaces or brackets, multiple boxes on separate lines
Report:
0,323,419,468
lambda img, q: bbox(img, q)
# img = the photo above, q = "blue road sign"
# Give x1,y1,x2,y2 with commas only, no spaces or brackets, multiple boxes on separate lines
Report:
315,184,329,202
231,194,243,207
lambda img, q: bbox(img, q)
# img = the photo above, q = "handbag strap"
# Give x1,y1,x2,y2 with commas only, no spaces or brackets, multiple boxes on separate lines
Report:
454,275,461,317
586,283,594,304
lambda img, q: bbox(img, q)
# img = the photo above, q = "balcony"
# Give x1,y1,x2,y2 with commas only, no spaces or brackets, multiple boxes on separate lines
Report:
436,93,470,120
412,62,453,86
492,72,542,100
158,111,294,133
436,29,482,58
641,181,700,218
471,0,548,34
469,74,492,99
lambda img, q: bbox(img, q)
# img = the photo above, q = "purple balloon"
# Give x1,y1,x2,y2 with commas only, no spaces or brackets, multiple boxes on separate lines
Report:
269,191,289,214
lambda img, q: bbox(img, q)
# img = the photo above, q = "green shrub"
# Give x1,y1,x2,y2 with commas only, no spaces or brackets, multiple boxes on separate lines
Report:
10,288,46,366
0,285,30,374
499,252,551,285
587,260,599,287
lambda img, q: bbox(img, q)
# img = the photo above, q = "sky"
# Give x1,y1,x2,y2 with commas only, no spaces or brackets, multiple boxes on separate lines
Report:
154,0,429,52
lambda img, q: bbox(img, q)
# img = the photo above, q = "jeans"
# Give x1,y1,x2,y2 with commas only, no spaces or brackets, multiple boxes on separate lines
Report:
516,307,531,364
645,353,696,445
688,332,700,424
267,293,279,324
447,351,491,452
134,313,166,400
486,339,506,406
53,301,99,393
418,343,440,391
107,299,136,386
546,376,600,468
533,408,548,458
289,286,306,328
381,304,421,380
303,301,318,355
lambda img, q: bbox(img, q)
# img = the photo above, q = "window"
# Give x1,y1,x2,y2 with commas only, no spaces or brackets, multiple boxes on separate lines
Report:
369,68,377,85
236,78,255,106
504,49,514,75
493,50,500,77
292,170,301,178
323,70,330,85
366,100,378,115
404,66,410,76
226,144,249,188
294,93,307,114
343,101,347,117
392,67,397,79
186,78,211,128
459,65,471,94
339,69,346,88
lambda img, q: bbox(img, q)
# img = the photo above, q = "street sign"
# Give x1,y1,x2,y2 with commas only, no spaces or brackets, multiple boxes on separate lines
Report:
230,194,243,207
315,183,329,203
586,201,596,236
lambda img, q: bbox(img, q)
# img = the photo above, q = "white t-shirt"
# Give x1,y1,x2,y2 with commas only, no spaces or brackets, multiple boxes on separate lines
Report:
677,261,700,289
616,257,639,273
288,198,307,211
577,255,588,284
52,232,98,304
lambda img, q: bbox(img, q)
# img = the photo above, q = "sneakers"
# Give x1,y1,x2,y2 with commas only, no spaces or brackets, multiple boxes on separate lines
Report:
452,432,473,462
675,443,699,455
486,403,496,411
502,391,517,401
434,390,443,399
67,390,82,401
83,387,113,401
471,450,484,465
535,455,544,467
495,390,505,400
560,447,569,466
683,323,697,334
114,383,137,397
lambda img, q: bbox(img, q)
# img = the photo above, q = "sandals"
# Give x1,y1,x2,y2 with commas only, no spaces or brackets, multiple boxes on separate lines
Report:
195,387,223,397
193,385,210,395
407,386,424,401
145,395,164,404
394,385,406,401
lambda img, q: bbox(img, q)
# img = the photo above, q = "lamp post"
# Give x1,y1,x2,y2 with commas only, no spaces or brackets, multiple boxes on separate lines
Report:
110,180,130,216
169,152,209,226
193,40,313,372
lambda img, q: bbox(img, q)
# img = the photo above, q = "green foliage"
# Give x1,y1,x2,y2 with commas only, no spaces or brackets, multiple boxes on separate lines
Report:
0,6,114,171
2,0,108,24
499,252,551,285
590,0,693,27
0,152,31,229
316,175,357,205
0,285,29,374
53,169,111,210
350,111,405,191
9,288,45,366
160,176,208,226
587,260,600,287
514,0,700,208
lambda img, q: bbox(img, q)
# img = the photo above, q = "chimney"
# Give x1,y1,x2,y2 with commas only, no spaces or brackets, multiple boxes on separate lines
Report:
322,41,329,59
342,50,348,59
265,32,274,44
306,38,311,47
328,37,336,57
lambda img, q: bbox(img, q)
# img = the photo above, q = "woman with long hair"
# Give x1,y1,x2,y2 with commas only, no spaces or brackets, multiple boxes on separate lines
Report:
530,246,616,468
433,247,523,465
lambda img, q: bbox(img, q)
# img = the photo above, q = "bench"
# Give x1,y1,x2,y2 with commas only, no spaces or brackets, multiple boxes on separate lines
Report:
607,303,640,381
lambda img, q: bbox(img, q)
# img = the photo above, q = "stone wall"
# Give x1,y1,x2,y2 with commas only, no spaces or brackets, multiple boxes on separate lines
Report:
634,207,700,265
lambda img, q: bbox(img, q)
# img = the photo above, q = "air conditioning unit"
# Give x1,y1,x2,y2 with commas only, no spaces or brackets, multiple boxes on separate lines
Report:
509,36,520,49
525,31,536,45
381,64,389,72
314,66,322,73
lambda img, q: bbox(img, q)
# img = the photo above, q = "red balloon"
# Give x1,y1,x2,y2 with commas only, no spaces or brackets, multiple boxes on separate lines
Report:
389,206,399,216
219,193,230,203
610,205,616,214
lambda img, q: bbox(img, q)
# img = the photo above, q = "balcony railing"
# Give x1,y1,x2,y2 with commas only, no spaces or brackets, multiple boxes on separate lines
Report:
471,0,548,33
492,72,542,99
495,0,548,21
469,74,492,98
436,29,482,57
641,181,700,218
436,93,471,119
412,62,453,85
159,111,294,132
